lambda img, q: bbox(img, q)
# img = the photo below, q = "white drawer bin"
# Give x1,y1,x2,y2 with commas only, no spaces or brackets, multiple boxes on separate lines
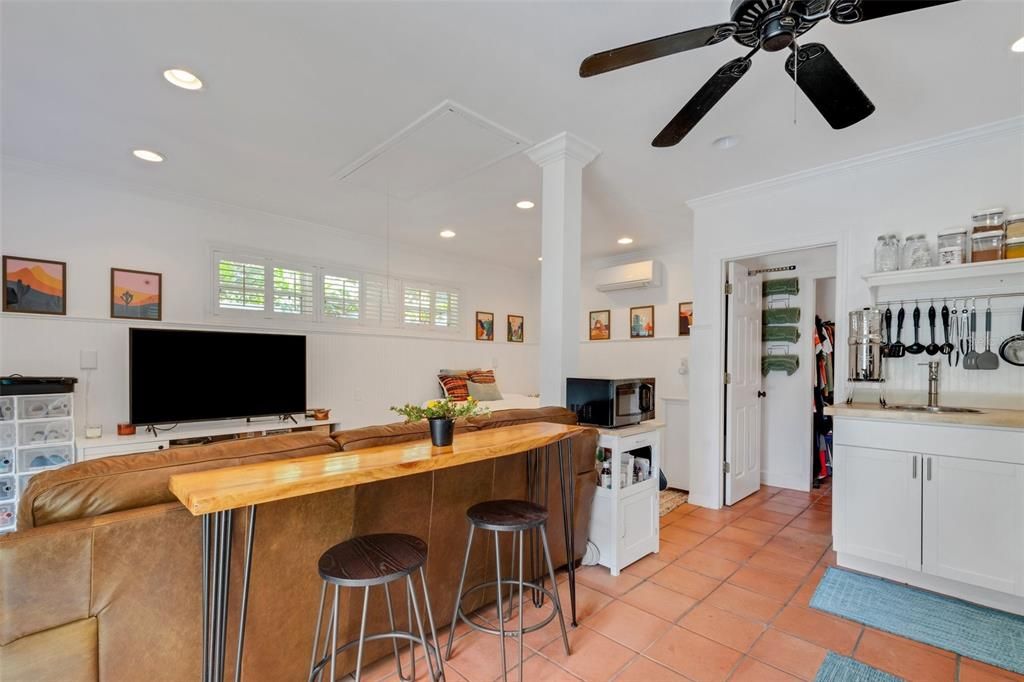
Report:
0,475,14,502
0,423,14,449
17,418,73,447
0,502,14,527
0,449,12,475
18,444,73,471
17,394,73,420
0,397,14,422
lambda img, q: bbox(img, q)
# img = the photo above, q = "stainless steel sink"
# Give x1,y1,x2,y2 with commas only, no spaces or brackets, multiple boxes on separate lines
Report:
884,405,983,414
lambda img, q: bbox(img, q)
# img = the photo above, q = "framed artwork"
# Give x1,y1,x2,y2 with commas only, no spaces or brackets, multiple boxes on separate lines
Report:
589,309,610,340
507,314,524,343
630,305,655,338
678,301,693,336
3,255,67,315
111,268,162,320
475,311,494,341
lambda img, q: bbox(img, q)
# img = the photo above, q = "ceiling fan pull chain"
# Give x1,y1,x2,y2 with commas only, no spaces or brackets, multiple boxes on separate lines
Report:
792,42,799,125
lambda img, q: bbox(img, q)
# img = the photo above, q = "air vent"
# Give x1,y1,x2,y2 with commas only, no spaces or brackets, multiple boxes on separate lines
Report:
333,100,530,200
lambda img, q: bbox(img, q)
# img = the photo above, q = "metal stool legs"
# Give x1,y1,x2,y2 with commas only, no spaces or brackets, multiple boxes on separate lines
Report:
308,571,443,682
444,523,570,682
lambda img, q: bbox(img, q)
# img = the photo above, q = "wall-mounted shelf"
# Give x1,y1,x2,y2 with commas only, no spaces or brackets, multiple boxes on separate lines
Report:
863,259,1024,292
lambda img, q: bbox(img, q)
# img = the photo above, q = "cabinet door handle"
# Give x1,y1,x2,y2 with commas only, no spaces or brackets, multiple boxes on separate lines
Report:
926,457,932,481
912,455,917,479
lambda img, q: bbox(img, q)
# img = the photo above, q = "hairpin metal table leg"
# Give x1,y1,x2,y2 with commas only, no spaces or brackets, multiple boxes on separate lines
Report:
555,440,578,627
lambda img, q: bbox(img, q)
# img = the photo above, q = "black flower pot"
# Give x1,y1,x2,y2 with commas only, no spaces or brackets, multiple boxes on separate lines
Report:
428,418,455,447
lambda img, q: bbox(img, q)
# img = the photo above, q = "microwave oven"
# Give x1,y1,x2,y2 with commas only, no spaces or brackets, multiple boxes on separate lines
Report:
565,377,656,428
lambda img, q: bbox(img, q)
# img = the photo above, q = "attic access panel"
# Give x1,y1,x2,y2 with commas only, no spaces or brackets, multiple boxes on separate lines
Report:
333,100,530,201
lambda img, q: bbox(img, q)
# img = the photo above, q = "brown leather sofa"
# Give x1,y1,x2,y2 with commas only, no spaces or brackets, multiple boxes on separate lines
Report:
0,407,597,681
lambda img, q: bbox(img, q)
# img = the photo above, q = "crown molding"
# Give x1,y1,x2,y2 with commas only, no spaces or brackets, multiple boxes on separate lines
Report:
526,131,601,167
687,116,1024,210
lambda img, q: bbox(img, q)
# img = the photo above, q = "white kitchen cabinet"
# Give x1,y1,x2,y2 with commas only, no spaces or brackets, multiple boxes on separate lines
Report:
588,424,661,575
922,455,1024,596
834,445,921,570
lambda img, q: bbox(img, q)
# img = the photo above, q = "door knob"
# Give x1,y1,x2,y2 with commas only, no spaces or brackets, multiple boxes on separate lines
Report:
756,391,766,398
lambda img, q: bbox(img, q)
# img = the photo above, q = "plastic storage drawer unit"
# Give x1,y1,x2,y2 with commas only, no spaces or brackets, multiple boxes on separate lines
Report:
17,394,72,420
0,423,15,449
17,444,73,470
0,397,13,421
17,418,73,447
0,449,12,475
0,476,15,502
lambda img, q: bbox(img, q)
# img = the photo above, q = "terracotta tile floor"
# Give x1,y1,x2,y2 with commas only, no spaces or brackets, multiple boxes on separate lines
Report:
352,483,1024,682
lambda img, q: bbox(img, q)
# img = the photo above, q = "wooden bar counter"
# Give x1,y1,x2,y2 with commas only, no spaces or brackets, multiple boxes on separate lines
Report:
168,422,587,682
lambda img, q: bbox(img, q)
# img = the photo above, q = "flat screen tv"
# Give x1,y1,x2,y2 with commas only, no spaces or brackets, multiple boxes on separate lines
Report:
129,328,306,425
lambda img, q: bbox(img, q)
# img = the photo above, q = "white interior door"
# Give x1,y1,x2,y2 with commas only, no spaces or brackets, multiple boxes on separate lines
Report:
724,262,763,505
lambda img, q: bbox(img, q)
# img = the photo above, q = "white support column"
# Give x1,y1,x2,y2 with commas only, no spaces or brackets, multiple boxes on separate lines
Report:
526,132,600,407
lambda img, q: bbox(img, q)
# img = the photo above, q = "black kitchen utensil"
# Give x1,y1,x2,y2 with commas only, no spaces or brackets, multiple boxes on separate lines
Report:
906,304,925,355
925,304,939,355
889,304,906,358
977,301,1000,370
999,305,1024,367
939,303,954,358
964,303,979,370
882,306,893,357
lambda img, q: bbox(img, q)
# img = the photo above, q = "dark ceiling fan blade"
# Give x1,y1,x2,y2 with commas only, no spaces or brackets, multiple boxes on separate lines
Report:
652,56,753,147
785,43,875,129
580,23,737,78
830,0,960,24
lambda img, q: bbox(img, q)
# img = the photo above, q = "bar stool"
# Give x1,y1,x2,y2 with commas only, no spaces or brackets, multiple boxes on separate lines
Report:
445,499,570,682
309,533,444,682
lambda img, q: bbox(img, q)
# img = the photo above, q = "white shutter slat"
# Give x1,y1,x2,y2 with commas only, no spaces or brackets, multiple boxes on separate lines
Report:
363,274,399,327
272,266,315,317
323,273,360,320
217,258,266,311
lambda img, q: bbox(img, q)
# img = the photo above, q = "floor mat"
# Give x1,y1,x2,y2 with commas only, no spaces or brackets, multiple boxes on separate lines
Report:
811,567,1024,675
814,652,902,682
658,488,688,516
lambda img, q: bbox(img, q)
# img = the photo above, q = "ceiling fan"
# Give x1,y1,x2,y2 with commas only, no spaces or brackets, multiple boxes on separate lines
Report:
579,0,960,146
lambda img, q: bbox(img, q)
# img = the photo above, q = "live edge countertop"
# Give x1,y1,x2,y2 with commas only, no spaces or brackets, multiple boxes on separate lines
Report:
826,403,1024,430
169,422,587,515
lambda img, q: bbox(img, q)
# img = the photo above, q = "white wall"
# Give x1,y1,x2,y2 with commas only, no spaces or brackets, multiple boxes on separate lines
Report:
687,118,1024,509
0,161,540,433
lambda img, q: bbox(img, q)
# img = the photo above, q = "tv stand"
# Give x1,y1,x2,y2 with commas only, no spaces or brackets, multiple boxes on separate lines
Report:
245,414,298,425
76,413,340,462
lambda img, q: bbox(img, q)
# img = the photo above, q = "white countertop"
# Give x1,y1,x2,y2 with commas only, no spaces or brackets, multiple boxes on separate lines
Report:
827,403,1024,430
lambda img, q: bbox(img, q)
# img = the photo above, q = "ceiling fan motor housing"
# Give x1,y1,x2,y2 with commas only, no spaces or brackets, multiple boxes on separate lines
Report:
729,0,827,49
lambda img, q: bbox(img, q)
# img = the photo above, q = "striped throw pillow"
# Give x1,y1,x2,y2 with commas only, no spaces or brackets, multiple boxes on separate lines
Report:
467,369,496,384
438,375,470,401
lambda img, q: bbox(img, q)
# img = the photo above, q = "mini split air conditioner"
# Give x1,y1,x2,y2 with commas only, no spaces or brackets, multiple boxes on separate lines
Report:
595,260,660,292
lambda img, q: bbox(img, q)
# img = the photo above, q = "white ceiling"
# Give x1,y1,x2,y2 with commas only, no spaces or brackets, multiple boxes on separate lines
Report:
3,1,1023,269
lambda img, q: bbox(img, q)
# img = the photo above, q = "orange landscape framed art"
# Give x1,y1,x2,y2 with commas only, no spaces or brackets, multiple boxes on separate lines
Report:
111,268,162,320
3,255,66,315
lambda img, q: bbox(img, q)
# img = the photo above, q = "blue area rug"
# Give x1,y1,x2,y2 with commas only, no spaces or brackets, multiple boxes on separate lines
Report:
814,652,902,682
811,567,1024,675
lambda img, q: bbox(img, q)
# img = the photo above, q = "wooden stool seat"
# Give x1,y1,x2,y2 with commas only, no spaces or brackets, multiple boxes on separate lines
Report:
466,499,548,532
318,533,427,587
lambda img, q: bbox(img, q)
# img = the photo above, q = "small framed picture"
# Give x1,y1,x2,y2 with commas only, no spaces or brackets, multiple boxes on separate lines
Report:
630,305,655,338
589,309,610,340
678,301,693,336
507,314,524,343
111,268,162,320
475,311,494,341
3,255,67,315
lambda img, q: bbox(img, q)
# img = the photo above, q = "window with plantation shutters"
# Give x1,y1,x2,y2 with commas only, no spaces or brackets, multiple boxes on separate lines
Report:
363,274,400,327
402,283,461,331
322,273,360,320
271,266,314,317
217,258,266,311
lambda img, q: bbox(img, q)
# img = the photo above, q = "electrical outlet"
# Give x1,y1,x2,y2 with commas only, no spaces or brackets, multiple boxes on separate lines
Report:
80,350,98,370
678,358,689,376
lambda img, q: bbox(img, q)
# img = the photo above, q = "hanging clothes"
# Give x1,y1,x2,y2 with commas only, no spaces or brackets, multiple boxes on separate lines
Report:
812,316,835,484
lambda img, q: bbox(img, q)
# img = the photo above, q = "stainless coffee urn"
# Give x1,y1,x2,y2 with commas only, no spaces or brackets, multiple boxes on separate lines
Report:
847,307,886,405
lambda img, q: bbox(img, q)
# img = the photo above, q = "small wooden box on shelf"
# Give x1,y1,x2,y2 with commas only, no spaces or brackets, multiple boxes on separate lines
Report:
587,422,663,575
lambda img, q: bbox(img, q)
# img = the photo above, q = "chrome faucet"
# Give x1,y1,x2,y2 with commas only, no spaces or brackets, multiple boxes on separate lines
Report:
920,361,940,408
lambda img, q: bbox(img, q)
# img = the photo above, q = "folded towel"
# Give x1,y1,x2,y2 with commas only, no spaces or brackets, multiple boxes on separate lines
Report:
763,278,799,297
762,308,801,325
763,325,800,343
761,354,800,376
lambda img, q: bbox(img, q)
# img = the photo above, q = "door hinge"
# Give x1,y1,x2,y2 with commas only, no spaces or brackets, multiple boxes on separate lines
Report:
723,372,731,385
724,282,733,295
723,461,731,474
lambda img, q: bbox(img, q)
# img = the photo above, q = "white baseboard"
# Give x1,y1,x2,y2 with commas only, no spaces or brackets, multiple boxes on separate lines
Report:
760,471,811,492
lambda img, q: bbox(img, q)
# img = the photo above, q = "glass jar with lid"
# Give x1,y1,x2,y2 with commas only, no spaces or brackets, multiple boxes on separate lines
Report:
873,234,900,272
902,234,932,269
937,228,968,265
1005,237,1024,260
1006,213,1024,240
971,229,1004,262
972,208,1004,234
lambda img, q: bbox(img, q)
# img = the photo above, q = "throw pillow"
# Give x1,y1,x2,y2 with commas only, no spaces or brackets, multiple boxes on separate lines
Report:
466,369,496,384
467,380,503,402
437,375,469,401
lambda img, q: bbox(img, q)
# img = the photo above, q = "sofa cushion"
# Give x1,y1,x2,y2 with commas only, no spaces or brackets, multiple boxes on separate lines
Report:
331,419,477,451
18,432,339,529
470,406,578,430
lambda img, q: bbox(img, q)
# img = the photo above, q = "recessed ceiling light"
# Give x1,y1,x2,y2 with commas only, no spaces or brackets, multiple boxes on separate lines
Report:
1012,35,1024,53
132,149,164,163
712,135,739,150
516,200,535,210
439,229,456,239
163,68,203,90
617,237,634,245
